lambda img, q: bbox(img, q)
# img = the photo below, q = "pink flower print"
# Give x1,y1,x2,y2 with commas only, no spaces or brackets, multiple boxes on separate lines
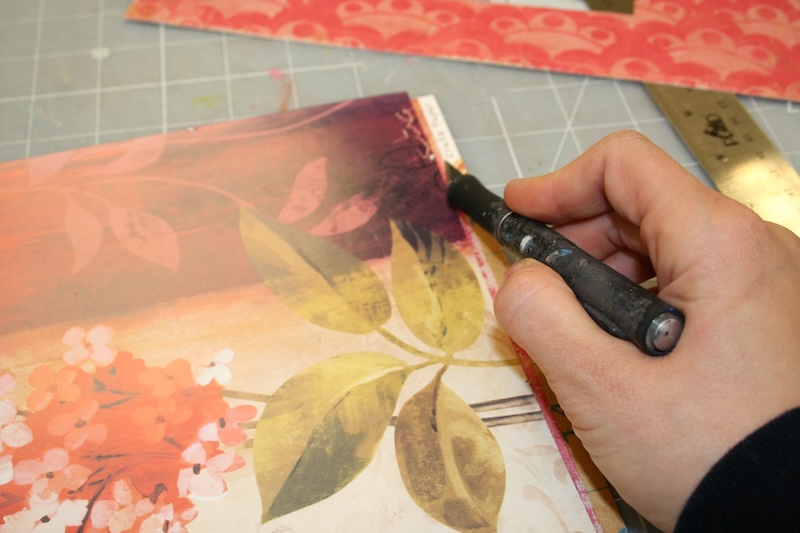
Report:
27,366,81,411
14,448,90,497
131,398,192,444
138,502,198,533
62,325,117,368
0,493,88,532
93,351,147,393
0,372,15,396
0,455,12,485
90,478,154,533
177,443,245,501
139,359,195,398
0,399,33,452
198,403,257,446
46,399,107,450
194,348,234,386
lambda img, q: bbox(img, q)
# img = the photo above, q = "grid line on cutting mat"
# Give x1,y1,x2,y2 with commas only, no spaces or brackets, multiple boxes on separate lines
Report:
1,0,798,190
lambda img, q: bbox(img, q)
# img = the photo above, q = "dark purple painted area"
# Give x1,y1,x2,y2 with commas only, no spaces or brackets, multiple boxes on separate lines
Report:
0,93,465,334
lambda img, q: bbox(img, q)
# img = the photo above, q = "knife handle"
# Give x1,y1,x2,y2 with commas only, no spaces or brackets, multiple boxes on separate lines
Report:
447,170,684,356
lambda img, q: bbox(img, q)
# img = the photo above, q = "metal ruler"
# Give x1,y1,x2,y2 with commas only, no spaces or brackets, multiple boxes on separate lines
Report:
586,1,800,236
584,0,633,14
586,3,799,530
646,84,800,236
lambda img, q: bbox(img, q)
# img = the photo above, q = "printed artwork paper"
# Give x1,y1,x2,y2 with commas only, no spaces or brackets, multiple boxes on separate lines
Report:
0,93,597,532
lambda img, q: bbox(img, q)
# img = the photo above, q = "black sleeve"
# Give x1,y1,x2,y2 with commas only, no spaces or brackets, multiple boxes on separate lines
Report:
675,406,800,532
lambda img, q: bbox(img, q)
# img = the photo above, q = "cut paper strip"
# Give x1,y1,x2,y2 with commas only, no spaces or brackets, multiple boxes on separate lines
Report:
126,0,800,101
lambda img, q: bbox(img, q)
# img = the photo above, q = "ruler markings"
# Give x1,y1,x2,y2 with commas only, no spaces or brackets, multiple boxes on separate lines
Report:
646,84,800,236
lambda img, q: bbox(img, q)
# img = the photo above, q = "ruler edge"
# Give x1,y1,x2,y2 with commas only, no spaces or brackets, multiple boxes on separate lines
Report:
645,82,800,235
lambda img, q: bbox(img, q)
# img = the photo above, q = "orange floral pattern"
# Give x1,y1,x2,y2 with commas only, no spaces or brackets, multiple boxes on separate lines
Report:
0,329,254,532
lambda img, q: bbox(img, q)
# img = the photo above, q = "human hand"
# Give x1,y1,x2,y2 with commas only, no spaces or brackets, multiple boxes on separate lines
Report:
493,131,800,531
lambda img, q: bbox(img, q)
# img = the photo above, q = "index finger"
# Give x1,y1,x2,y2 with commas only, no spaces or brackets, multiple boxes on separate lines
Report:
504,130,721,266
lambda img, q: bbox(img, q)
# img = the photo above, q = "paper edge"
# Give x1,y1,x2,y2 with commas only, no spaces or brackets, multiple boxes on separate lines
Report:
413,93,603,532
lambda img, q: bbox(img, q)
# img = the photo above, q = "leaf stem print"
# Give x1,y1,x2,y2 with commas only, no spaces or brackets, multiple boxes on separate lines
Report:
60,174,255,271
11,186,182,274
91,175,255,209
165,100,355,145
221,390,271,403
375,327,516,368
2,160,258,274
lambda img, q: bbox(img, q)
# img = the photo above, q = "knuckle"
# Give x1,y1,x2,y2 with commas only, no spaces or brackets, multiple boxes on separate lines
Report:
494,262,559,329
601,130,651,153
713,200,771,250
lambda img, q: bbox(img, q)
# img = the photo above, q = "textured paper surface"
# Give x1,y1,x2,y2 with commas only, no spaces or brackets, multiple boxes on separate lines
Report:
0,94,596,532
125,0,800,102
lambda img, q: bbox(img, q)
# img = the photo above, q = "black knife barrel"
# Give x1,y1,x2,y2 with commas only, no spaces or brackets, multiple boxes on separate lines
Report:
447,171,684,356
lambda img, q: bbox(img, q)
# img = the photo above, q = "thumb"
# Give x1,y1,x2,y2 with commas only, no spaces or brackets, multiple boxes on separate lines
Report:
494,258,639,391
